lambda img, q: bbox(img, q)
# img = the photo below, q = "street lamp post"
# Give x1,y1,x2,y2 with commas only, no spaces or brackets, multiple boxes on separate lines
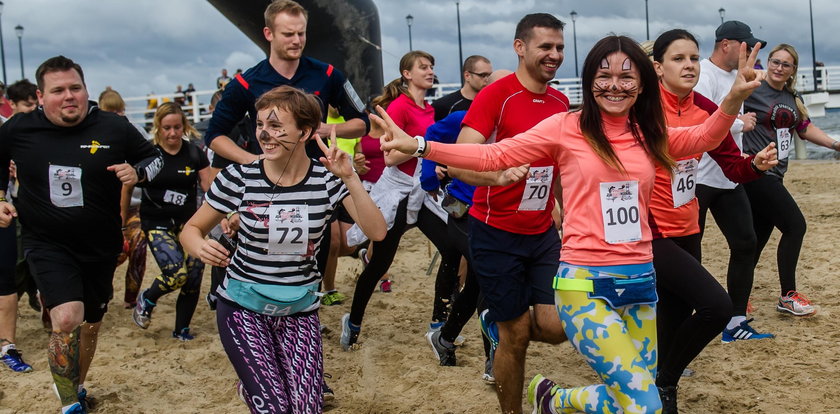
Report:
0,1,7,85
406,14,414,52
644,0,649,40
456,2,463,86
809,0,818,92
718,8,725,25
570,11,579,78
14,24,21,80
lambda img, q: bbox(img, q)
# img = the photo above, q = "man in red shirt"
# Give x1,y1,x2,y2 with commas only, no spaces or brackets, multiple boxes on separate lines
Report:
449,13,569,413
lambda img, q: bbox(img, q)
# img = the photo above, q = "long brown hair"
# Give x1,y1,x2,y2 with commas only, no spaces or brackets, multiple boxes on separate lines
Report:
768,44,809,118
579,35,674,173
370,50,434,109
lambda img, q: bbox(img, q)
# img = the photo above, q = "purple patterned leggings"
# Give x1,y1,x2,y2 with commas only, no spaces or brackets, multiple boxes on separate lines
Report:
216,300,323,414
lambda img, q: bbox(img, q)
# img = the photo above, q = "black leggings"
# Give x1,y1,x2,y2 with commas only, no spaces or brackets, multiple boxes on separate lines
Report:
696,184,757,316
349,198,460,326
654,234,732,388
743,175,806,294
439,213,491,358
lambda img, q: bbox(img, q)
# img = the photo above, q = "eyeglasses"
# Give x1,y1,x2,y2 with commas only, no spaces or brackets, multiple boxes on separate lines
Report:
768,58,796,71
468,71,492,79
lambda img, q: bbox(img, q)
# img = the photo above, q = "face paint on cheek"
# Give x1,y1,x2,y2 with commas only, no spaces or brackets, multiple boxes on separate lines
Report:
593,79,613,96
618,80,640,97
259,127,294,151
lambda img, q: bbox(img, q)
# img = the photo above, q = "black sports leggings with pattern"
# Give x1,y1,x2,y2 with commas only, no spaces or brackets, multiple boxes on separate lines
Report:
143,225,205,332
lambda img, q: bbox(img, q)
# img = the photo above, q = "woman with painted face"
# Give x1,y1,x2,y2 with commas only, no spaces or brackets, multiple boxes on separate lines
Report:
649,29,777,413
180,85,385,413
741,44,840,317
131,102,213,340
376,35,765,414
340,50,461,351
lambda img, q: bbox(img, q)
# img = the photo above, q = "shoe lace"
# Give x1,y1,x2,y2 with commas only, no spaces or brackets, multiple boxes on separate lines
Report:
786,291,812,305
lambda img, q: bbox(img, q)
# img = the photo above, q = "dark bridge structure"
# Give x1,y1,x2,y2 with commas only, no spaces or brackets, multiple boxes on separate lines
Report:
208,0,384,105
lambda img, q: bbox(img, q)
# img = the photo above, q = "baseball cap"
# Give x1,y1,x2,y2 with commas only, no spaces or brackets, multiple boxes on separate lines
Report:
715,21,767,48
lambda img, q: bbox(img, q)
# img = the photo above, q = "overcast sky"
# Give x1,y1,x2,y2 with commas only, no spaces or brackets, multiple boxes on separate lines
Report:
4,0,839,103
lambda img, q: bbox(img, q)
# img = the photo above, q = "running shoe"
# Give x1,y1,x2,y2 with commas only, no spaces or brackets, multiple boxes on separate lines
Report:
64,402,86,414
379,279,392,293
658,385,678,414
453,334,466,347
321,291,347,306
479,309,499,349
0,346,33,373
132,289,154,329
358,248,370,267
527,374,557,414
425,330,456,366
777,291,816,316
721,318,775,343
172,327,195,341
340,313,360,351
482,353,495,385
78,387,96,411
206,292,217,311
323,373,335,407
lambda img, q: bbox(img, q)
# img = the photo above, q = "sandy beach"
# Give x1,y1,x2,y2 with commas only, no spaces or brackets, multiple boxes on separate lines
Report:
3,159,839,413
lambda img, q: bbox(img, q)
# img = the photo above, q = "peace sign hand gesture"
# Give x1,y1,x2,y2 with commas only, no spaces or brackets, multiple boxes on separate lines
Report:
371,105,420,156
316,125,355,179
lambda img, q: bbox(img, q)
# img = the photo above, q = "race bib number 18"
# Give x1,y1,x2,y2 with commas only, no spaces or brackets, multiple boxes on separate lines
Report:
267,204,309,255
776,128,792,160
518,166,554,211
49,165,83,208
600,180,642,244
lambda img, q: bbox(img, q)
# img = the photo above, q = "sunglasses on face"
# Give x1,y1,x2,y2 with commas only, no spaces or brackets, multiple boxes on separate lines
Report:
468,71,492,79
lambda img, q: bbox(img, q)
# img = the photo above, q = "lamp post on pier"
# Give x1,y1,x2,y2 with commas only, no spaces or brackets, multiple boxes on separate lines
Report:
406,14,414,51
718,7,725,24
570,10,578,78
14,24,22,80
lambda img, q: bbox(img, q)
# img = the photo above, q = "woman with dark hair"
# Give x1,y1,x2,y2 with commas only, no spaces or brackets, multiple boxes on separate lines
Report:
340,51,460,351
376,35,765,413
131,102,213,340
180,85,385,413
649,29,777,412
742,43,840,316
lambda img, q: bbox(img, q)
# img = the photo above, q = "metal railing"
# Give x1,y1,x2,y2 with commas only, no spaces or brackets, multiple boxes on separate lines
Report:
123,89,218,127
797,66,840,92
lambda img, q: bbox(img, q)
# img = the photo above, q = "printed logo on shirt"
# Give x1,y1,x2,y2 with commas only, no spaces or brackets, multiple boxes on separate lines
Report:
80,140,110,154
770,103,797,129
178,167,194,176
532,99,545,104
274,207,304,223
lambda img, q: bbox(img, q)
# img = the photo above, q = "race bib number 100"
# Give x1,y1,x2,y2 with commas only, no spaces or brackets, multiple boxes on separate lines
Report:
600,180,642,244
49,165,83,208
267,204,309,255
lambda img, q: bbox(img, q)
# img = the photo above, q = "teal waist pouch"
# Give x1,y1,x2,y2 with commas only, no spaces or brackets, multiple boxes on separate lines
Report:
226,278,321,317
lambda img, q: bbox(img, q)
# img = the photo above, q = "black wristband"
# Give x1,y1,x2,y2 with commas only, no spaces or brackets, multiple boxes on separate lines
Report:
750,158,763,174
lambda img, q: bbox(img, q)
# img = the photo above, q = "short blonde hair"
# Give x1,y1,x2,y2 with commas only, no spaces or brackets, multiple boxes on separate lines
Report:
264,0,307,29
98,89,125,113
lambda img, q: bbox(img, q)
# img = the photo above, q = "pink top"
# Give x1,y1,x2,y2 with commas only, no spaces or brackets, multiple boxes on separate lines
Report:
387,93,434,176
359,134,386,183
425,109,736,266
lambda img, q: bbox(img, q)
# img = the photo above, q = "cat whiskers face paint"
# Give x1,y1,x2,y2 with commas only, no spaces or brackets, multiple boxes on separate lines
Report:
592,52,641,117
256,108,300,153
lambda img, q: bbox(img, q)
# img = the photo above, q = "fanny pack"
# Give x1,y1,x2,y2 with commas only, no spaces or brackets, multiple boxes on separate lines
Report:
226,278,321,316
441,193,469,219
553,268,657,308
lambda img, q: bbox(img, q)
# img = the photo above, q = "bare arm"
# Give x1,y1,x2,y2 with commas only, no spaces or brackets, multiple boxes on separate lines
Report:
317,118,367,139
799,124,840,151
179,203,230,267
209,135,261,165
198,166,213,193
447,126,528,186
120,185,133,227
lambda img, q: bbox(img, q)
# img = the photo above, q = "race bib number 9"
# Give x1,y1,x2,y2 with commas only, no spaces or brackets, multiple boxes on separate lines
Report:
670,159,698,208
776,128,792,160
163,190,187,206
518,166,554,211
49,165,83,208
267,204,309,255
600,180,641,244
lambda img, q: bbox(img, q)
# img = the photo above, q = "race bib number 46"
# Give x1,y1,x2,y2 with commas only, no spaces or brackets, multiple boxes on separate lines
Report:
518,166,554,211
600,180,641,244
776,128,792,160
49,165,83,208
267,204,309,255
671,159,698,208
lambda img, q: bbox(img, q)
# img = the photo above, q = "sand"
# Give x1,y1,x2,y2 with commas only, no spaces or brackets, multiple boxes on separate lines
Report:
3,160,840,413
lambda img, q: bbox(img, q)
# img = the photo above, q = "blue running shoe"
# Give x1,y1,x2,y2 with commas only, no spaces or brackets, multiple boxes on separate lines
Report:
172,327,195,341
132,289,155,329
479,309,499,349
722,318,775,343
527,374,558,414
65,402,86,414
340,313,360,351
1,346,33,373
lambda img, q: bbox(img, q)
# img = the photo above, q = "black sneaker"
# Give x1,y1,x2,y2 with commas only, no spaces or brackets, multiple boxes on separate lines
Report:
658,385,678,414
323,373,335,407
425,330,456,366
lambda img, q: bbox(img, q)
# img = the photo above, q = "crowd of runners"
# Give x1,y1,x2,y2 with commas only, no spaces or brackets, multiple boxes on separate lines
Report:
1,1,837,413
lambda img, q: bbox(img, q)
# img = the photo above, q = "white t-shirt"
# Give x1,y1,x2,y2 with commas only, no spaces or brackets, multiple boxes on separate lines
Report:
694,58,745,190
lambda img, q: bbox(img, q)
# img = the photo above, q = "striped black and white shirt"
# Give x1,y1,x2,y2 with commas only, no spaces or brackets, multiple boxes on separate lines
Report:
206,159,349,308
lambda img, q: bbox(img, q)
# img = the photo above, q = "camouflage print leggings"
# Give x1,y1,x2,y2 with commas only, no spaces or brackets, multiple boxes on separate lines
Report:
144,224,204,332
